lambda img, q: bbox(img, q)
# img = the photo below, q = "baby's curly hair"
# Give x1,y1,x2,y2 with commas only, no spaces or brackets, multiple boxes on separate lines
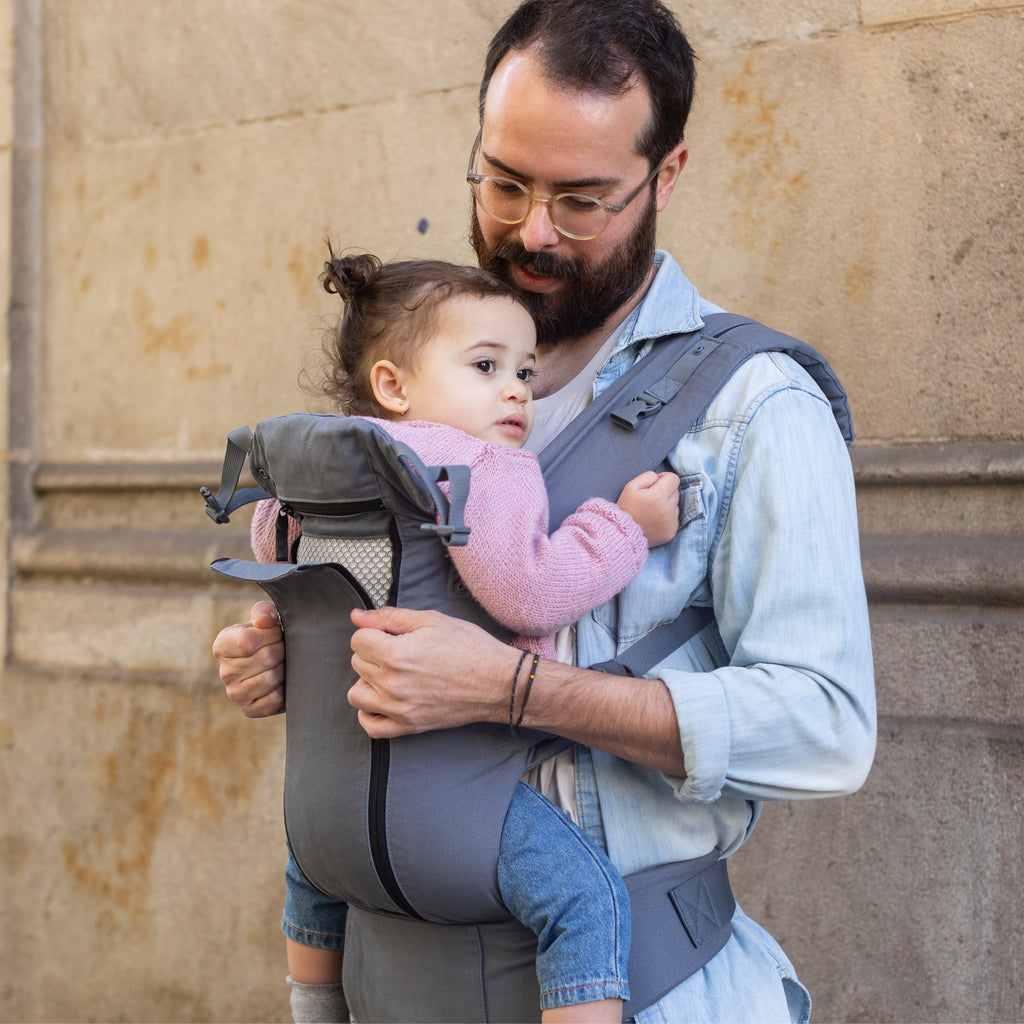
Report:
316,246,529,416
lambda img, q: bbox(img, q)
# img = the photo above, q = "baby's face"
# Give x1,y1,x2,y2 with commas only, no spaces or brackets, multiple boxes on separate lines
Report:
398,295,537,449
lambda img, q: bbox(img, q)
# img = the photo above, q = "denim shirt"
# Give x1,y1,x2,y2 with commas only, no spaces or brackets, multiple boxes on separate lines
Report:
572,251,876,882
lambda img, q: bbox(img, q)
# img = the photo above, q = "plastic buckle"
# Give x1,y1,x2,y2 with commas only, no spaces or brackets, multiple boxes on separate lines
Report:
201,486,231,524
611,393,665,430
420,523,472,547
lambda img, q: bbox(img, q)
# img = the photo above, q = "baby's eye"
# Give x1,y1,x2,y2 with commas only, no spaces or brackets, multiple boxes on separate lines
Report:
517,367,535,382
473,359,496,374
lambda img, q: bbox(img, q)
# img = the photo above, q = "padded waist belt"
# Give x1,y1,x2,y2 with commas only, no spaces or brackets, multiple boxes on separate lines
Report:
342,850,735,1022
622,850,735,1018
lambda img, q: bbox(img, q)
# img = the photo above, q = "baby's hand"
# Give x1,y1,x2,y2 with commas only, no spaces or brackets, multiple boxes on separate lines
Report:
616,470,681,548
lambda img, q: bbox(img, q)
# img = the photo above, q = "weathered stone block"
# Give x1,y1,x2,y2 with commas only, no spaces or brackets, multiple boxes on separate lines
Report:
0,672,289,1022
42,89,479,462
666,12,1024,444
45,0,498,143
10,584,252,673
861,0,1023,26
731,720,1024,1022
675,0,858,50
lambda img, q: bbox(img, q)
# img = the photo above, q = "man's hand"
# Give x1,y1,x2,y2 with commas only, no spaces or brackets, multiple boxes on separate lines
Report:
348,605,685,775
213,600,286,718
348,606,515,738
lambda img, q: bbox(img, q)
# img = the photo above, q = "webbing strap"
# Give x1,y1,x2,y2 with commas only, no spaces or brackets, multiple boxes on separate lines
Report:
540,312,852,531
590,605,715,678
201,426,271,523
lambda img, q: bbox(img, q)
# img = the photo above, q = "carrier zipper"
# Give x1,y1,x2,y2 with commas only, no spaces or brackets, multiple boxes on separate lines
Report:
368,738,423,919
283,497,386,517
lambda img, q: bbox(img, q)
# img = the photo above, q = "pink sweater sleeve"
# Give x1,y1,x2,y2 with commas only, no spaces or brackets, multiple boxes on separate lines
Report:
250,497,301,563
247,421,648,644
448,445,648,638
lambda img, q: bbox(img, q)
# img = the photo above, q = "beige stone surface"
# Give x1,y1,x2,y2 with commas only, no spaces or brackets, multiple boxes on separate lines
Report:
45,0,503,142
42,90,480,462
861,0,1024,26
3,3,1024,1022
0,0,13,666
0,670,290,1022
675,0,858,49
666,12,1024,444
0,0,11,146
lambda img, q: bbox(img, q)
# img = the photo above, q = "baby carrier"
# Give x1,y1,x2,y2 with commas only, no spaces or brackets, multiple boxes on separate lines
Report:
204,314,853,1020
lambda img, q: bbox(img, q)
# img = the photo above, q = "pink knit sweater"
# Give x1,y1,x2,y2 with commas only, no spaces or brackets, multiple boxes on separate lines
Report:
250,417,648,659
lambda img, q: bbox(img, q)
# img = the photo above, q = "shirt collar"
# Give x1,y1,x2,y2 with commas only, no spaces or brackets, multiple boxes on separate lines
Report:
594,251,718,394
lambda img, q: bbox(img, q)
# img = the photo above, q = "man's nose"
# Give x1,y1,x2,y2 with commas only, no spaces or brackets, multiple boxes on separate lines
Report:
517,198,561,252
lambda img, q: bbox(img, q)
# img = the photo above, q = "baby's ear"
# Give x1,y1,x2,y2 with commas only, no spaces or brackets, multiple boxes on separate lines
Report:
369,360,409,415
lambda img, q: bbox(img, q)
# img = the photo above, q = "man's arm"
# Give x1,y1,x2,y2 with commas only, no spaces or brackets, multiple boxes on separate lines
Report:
213,601,286,717
347,605,687,777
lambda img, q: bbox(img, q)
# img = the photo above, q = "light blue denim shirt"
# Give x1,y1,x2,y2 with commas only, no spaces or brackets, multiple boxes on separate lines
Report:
572,252,876,1021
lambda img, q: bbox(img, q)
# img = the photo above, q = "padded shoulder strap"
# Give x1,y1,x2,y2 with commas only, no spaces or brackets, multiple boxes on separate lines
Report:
539,312,853,530
539,312,853,678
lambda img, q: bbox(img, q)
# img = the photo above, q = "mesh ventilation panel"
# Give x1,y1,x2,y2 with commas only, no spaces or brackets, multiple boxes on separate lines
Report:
297,534,393,609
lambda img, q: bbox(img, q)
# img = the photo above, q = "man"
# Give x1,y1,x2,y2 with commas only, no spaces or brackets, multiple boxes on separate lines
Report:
215,1,876,1020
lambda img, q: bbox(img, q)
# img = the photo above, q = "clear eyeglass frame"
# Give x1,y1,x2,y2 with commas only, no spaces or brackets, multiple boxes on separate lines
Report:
465,129,664,241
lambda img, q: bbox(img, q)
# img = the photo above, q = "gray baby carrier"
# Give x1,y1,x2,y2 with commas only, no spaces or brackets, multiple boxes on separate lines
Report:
204,314,852,1021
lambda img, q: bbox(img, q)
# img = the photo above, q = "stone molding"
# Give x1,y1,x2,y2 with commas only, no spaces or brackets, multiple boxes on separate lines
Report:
10,442,1022,603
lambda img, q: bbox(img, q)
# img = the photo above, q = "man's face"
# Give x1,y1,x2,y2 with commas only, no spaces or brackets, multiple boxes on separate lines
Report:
469,49,669,349
470,192,656,350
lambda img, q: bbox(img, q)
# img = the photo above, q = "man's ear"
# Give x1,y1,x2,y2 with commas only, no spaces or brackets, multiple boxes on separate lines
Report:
369,360,409,415
654,141,688,212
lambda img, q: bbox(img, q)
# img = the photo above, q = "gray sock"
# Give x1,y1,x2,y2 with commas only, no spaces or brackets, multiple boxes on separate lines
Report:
287,976,350,1024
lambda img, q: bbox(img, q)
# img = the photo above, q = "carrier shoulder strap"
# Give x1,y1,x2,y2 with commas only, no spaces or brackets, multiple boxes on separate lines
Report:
539,311,853,677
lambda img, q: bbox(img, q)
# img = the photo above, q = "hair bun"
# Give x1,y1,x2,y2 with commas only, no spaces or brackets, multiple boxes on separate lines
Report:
320,249,383,300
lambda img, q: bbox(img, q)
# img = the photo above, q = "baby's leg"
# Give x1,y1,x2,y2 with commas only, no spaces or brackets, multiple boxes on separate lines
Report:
283,849,349,1022
498,781,630,1023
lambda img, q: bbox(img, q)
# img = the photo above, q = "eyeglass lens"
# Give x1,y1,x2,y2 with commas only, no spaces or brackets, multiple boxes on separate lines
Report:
474,178,608,239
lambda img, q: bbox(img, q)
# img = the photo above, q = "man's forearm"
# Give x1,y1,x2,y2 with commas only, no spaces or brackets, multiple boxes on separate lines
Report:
517,658,686,777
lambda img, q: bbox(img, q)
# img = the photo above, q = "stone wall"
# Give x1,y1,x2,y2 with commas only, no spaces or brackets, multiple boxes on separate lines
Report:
1,1,1022,1021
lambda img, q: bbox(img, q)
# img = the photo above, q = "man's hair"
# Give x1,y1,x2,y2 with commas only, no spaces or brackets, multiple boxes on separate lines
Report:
315,249,528,416
478,0,698,166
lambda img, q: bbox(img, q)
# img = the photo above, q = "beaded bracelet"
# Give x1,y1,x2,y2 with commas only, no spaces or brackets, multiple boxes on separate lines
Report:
515,654,541,728
508,650,529,731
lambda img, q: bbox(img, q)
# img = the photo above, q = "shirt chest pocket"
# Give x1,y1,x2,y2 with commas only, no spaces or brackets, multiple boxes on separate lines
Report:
590,475,709,648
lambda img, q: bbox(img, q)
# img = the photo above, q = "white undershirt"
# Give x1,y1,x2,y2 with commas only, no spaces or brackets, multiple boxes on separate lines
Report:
525,329,624,454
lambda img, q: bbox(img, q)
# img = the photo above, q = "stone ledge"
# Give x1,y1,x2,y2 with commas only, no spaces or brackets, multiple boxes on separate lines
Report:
33,460,240,491
12,526,1024,609
851,441,1024,485
11,528,252,585
861,535,1024,605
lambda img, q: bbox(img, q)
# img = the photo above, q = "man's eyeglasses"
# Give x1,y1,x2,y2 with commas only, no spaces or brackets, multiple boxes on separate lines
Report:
466,130,663,241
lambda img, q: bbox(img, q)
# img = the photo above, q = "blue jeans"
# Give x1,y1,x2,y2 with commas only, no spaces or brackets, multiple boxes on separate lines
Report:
282,852,347,951
499,781,630,1010
282,781,630,1010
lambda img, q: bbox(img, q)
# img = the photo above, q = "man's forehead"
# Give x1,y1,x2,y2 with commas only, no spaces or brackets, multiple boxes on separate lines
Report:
481,50,650,165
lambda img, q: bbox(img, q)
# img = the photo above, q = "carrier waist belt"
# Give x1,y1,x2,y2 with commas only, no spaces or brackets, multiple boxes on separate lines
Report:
342,849,734,1022
622,850,735,1018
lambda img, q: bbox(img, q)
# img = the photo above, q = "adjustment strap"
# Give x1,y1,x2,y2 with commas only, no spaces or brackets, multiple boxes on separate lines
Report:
590,605,714,678
201,426,272,523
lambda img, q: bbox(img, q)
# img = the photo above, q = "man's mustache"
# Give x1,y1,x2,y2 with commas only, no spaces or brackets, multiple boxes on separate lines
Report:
488,241,584,282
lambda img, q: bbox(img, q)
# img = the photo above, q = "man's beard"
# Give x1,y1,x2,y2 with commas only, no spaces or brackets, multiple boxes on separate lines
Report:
470,192,657,349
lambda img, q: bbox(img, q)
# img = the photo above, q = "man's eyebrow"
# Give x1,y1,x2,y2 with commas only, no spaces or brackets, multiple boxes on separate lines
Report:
481,148,620,192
